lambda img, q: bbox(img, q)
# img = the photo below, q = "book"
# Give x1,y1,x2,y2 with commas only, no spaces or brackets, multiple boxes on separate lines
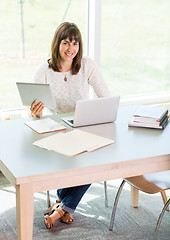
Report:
33,129,115,156
128,115,169,130
25,117,66,134
133,105,168,125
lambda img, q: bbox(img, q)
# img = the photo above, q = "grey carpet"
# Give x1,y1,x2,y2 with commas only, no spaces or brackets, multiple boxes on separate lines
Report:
0,171,169,240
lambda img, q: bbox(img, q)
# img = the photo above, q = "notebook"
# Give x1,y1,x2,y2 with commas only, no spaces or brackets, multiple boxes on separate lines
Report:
61,96,120,127
133,105,168,124
25,118,66,134
16,82,56,109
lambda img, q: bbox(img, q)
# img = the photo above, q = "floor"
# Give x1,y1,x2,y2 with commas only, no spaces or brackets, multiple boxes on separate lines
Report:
0,171,169,240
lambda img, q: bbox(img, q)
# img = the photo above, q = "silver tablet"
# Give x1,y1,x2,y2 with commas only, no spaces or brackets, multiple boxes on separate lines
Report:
16,82,56,109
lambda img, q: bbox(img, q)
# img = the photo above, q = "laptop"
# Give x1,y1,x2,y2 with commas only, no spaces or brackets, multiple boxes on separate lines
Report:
16,82,56,109
61,96,120,127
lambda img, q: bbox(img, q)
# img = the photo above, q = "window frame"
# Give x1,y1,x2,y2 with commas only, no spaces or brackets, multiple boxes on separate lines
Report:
87,0,170,106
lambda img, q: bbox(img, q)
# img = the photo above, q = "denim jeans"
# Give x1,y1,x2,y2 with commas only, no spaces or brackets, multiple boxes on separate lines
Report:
57,184,91,214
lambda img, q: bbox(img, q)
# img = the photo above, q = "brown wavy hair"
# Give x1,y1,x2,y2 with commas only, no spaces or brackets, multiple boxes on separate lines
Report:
48,22,83,75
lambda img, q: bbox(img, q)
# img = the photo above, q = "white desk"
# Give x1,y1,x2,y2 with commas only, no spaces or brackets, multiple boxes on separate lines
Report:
0,105,170,240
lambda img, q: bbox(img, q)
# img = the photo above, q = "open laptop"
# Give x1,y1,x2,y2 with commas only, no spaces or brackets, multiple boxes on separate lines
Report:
61,96,120,127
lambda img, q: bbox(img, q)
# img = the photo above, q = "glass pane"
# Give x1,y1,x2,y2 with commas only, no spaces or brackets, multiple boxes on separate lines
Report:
101,0,170,96
0,0,87,110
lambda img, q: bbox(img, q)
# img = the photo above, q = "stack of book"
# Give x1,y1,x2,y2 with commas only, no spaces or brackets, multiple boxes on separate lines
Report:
128,105,169,129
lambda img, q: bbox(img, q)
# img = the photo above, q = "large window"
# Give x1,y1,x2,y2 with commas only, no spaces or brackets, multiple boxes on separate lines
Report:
1,0,170,111
0,0,87,110
101,0,170,97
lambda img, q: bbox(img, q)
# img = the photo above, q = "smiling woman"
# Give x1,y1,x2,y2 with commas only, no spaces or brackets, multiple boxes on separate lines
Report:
29,21,111,230
30,22,111,117
48,22,82,74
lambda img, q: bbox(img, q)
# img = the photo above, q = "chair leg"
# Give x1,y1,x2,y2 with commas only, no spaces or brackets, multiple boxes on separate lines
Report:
109,180,126,231
131,186,139,208
104,181,108,207
154,198,170,240
161,191,169,211
47,190,51,208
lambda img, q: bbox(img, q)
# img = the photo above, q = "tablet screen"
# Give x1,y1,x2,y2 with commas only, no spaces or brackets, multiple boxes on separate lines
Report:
16,82,56,109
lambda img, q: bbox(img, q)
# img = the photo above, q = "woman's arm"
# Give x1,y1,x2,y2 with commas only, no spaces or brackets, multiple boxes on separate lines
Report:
30,63,47,117
85,57,111,98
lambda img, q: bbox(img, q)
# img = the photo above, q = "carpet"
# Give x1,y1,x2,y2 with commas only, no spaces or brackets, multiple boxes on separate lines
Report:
0,171,169,240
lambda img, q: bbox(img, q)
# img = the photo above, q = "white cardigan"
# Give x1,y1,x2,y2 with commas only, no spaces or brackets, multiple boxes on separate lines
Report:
32,56,111,113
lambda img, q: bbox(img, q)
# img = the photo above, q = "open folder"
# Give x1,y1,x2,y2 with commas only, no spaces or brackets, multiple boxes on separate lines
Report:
33,129,115,157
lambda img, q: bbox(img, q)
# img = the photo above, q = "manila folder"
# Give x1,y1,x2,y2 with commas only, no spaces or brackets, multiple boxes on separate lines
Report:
33,129,115,157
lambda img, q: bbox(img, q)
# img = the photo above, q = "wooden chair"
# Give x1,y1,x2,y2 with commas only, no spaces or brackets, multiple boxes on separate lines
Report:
109,170,170,240
47,180,109,208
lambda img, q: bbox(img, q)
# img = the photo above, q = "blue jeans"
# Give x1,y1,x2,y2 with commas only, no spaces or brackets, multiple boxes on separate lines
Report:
57,184,91,214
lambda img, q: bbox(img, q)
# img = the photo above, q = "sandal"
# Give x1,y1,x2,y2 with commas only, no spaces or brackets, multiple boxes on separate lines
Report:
60,211,74,224
44,199,74,225
44,199,61,216
44,215,54,229
44,206,65,229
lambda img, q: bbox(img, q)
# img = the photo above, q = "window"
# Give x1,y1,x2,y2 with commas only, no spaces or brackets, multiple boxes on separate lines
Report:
0,0,87,110
101,0,170,100
1,0,170,111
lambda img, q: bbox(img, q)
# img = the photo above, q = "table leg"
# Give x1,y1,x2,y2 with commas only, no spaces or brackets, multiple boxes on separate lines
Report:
16,184,34,240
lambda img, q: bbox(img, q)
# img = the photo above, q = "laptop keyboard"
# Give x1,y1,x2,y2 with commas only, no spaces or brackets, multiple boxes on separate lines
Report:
68,119,74,124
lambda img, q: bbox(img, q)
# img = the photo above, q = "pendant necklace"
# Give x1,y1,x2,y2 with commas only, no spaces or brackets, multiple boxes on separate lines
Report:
64,72,69,82
64,75,67,82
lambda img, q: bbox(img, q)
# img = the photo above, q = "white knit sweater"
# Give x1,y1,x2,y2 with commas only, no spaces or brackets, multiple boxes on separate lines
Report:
33,56,111,113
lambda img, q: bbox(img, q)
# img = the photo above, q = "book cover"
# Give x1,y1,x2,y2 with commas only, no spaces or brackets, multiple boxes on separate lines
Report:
133,105,168,124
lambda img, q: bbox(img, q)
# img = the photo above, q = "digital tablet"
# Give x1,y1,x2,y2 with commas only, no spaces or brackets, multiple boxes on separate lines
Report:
16,82,56,109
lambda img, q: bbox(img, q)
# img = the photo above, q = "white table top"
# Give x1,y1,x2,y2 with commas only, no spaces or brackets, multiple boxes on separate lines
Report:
0,105,170,186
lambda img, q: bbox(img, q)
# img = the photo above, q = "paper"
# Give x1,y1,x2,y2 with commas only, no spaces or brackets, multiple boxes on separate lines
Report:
128,116,168,130
33,129,115,156
25,118,66,134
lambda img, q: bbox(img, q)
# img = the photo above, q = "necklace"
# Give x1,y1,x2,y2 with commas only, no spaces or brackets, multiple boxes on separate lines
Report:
64,72,70,82
61,66,70,81
64,75,67,82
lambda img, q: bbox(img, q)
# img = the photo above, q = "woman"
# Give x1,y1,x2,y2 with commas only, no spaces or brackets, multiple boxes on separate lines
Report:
30,22,111,229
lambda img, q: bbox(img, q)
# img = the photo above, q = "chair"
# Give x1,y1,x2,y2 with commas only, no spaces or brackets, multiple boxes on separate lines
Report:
47,180,109,208
109,170,170,240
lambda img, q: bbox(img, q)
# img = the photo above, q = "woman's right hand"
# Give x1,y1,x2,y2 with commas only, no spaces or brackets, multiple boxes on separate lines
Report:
30,99,44,118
